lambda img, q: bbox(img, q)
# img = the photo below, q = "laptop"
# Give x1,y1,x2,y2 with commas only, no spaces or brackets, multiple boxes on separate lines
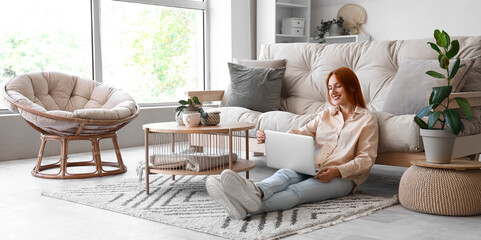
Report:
264,130,319,176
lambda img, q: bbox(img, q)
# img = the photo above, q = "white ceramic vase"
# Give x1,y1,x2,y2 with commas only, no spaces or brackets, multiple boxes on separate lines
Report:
183,112,201,127
175,106,199,125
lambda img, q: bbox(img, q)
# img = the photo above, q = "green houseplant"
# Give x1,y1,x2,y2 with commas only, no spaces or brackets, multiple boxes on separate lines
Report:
414,29,473,163
175,96,204,125
315,16,347,41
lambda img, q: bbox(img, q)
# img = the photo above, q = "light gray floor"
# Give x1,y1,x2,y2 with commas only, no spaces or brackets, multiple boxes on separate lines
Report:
0,146,480,240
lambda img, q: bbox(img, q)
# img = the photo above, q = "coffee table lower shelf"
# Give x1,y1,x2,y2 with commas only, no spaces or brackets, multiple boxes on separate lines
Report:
146,159,256,194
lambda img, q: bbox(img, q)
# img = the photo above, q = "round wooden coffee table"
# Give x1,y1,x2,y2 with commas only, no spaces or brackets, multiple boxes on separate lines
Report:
399,160,481,216
143,122,256,194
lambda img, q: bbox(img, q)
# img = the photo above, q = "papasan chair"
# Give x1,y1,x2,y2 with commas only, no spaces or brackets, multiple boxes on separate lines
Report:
2,72,139,179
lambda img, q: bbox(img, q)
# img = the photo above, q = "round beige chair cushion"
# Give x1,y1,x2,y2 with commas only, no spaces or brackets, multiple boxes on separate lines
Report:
3,72,137,130
399,165,481,216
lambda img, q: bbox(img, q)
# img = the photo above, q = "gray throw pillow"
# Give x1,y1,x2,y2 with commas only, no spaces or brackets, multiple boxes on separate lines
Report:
382,58,474,115
221,58,287,106
226,62,286,112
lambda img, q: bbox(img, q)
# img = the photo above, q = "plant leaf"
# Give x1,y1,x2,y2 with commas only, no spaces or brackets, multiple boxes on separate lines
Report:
454,97,472,120
440,56,450,69
175,106,186,116
428,111,442,128
428,42,442,55
446,40,459,59
192,96,201,105
179,100,188,105
426,71,445,79
443,109,463,135
434,29,446,48
431,86,452,104
429,91,435,105
448,58,461,80
414,116,429,129
442,30,450,49
187,99,193,105
416,104,434,118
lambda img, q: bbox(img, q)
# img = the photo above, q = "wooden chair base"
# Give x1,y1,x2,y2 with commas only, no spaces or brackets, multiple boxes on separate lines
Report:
32,133,127,179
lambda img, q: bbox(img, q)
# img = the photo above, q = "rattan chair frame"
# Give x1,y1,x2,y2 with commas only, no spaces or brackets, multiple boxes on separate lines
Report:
3,84,139,179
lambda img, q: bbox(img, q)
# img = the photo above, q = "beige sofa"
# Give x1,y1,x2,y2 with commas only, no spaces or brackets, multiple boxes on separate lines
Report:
190,36,481,167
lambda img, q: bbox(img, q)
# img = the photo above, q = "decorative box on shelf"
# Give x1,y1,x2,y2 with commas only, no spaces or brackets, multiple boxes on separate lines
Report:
281,17,305,36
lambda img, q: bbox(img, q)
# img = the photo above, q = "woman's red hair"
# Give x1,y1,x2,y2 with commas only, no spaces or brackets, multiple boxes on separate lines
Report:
326,67,366,108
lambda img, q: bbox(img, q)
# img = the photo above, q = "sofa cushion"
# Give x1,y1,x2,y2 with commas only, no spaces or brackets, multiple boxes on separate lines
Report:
226,62,285,112
259,37,481,115
210,106,423,152
372,112,423,152
461,57,481,92
382,58,475,115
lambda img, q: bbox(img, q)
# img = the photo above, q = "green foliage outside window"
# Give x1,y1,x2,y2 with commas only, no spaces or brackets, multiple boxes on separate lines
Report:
130,9,197,101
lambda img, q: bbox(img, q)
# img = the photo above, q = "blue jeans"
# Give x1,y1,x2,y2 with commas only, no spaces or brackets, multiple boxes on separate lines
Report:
253,168,354,214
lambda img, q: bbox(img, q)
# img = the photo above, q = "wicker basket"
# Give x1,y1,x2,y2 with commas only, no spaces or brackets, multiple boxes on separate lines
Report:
201,111,220,126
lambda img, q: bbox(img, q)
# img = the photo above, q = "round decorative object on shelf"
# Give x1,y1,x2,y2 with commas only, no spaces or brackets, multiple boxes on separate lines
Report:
337,4,367,35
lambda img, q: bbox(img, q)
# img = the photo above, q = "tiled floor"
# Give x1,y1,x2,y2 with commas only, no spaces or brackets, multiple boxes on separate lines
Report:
0,146,480,240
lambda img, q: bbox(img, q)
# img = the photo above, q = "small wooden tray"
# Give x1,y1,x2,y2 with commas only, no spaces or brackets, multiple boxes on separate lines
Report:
411,159,481,170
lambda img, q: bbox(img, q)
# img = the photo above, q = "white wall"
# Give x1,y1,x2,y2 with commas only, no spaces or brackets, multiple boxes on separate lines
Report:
311,0,481,40
0,107,176,162
208,0,255,92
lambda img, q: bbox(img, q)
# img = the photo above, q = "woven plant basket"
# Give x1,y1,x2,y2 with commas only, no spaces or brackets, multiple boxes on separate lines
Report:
399,165,481,216
201,111,220,126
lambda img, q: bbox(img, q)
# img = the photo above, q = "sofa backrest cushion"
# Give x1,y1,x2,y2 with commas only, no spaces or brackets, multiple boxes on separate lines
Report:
382,58,475,115
258,36,481,115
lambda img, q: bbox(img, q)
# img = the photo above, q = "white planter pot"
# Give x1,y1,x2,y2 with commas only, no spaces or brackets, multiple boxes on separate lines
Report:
175,107,199,125
420,128,456,164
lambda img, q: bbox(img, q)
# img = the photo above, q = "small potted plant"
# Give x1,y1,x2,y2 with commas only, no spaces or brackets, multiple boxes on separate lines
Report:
315,16,346,41
414,29,472,163
329,16,344,36
316,19,332,40
175,96,204,125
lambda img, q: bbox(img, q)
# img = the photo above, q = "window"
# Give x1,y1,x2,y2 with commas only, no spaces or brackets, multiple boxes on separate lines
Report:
100,0,205,103
0,0,92,109
0,0,207,110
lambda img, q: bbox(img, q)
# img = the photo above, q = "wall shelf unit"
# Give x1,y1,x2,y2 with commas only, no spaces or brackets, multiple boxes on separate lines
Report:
309,34,371,44
276,2,309,8
257,1,370,57
257,0,311,56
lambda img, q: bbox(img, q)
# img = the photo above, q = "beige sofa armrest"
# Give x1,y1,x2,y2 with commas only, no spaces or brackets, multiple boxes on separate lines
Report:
187,90,224,105
450,92,481,108
430,91,481,111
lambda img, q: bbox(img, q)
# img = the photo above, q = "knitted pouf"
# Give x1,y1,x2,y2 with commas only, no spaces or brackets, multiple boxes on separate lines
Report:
399,165,481,216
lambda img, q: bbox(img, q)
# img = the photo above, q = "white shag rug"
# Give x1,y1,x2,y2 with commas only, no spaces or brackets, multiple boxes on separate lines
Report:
42,175,399,240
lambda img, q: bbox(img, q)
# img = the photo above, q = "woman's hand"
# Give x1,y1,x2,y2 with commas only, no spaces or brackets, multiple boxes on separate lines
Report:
314,167,340,183
257,130,265,144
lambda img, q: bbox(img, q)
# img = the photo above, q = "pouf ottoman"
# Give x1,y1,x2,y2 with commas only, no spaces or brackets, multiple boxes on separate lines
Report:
399,160,481,216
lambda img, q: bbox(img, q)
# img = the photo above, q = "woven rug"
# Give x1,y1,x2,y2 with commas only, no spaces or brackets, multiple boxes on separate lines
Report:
42,175,399,240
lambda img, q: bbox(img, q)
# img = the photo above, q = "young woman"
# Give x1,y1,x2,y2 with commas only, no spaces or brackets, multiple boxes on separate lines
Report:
206,67,379,220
